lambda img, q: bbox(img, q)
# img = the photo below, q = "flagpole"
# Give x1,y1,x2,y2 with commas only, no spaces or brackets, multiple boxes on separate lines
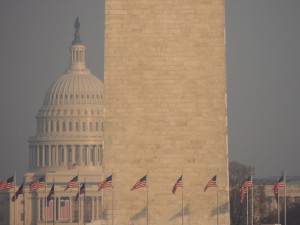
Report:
182,170,184,225
284,171,286,225
45,171,48,225
147,170,149,225
278,185,280,224
22,177,26,225
112,170,114,225
78,170,80,225
53,177,55,225
23,178,25,225
84,178,86,225
246,186,249,225
251,170,254,225
14,170,16,225
216,170,219,225
101,172,103,225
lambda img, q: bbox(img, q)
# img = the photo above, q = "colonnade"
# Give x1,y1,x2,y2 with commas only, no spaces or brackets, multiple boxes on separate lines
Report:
29,144,103,168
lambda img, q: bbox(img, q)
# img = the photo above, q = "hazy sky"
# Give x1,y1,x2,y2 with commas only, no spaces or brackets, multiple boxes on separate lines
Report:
0,0,300,182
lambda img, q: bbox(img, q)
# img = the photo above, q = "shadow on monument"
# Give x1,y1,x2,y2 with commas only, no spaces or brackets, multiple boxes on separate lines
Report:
130,206,147,223
210,202,229,216
170,204,190,220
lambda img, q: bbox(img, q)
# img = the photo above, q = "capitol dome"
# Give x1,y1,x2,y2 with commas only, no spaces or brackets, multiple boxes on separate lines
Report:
28,18,104,173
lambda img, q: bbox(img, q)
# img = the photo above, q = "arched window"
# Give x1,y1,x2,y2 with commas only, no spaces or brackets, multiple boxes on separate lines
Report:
76,122,79,131
82,122,86,132
56,121,59,132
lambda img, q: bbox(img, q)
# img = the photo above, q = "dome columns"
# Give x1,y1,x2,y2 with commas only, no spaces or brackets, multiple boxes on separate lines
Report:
29,144,103,169
69,45,86,70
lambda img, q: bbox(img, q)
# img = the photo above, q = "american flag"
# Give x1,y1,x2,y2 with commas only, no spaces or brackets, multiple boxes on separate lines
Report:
12,183,24,202
29,176,46,192
75,183,85,201
272,175,285,203
172,175,183,194
60,197,70,221
98,175,113,191
47,184,54,203
130,175,147,191
204,175,217,192
0,176,14,192
240,176,252,203
64,176,79,191
45,199,54,221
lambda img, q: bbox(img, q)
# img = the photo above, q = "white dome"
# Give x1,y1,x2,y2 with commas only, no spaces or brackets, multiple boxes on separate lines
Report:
43,70,103,106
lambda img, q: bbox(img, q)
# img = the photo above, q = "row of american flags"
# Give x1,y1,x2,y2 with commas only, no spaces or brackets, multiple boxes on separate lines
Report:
0,174,218,201
0,174,285,203
239,175,285,204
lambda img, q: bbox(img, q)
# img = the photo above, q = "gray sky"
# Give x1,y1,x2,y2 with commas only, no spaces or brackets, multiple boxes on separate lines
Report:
0,0,299,182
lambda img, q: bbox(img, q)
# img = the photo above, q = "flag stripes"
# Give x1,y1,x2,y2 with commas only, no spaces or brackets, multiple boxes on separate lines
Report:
130,175,147,191
29,176,46,192
240,176,252,203
60,198,70,220
172,175,183,194
204,175,217,192
64,176,79,191
98,175,113,191
45,200,54,221
272,175,285,203
0,176,14,192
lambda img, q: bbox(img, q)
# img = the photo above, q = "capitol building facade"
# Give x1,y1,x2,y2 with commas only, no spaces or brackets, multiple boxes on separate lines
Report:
0,19,104,225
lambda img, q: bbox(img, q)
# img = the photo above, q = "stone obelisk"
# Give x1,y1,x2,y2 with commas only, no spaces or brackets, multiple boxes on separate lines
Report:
103,1,230,225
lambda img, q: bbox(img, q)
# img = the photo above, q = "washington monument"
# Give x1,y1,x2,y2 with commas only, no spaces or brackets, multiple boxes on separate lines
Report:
103,1,230,225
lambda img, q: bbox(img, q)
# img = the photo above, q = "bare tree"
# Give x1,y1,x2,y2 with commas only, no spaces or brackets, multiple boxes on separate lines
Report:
229,161,254,225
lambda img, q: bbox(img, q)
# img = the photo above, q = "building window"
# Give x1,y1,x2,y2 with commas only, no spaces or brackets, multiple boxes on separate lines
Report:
45,146,49,166
76,122,79,131
75,146,80,165
95,122,99,131
58,146,64,165
60,197,70,221
89,122,93,131
50,121,53,132
39,146,43,166
63,122,66,132
91,146,95,165
40,198,43,221
72,197,79,222
98,145,103,164
45,121,49,132
82,122,86,131
56,121,59,132
69,121,73,132
68,146,72,163
84,196,92,222
83,146,88,165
